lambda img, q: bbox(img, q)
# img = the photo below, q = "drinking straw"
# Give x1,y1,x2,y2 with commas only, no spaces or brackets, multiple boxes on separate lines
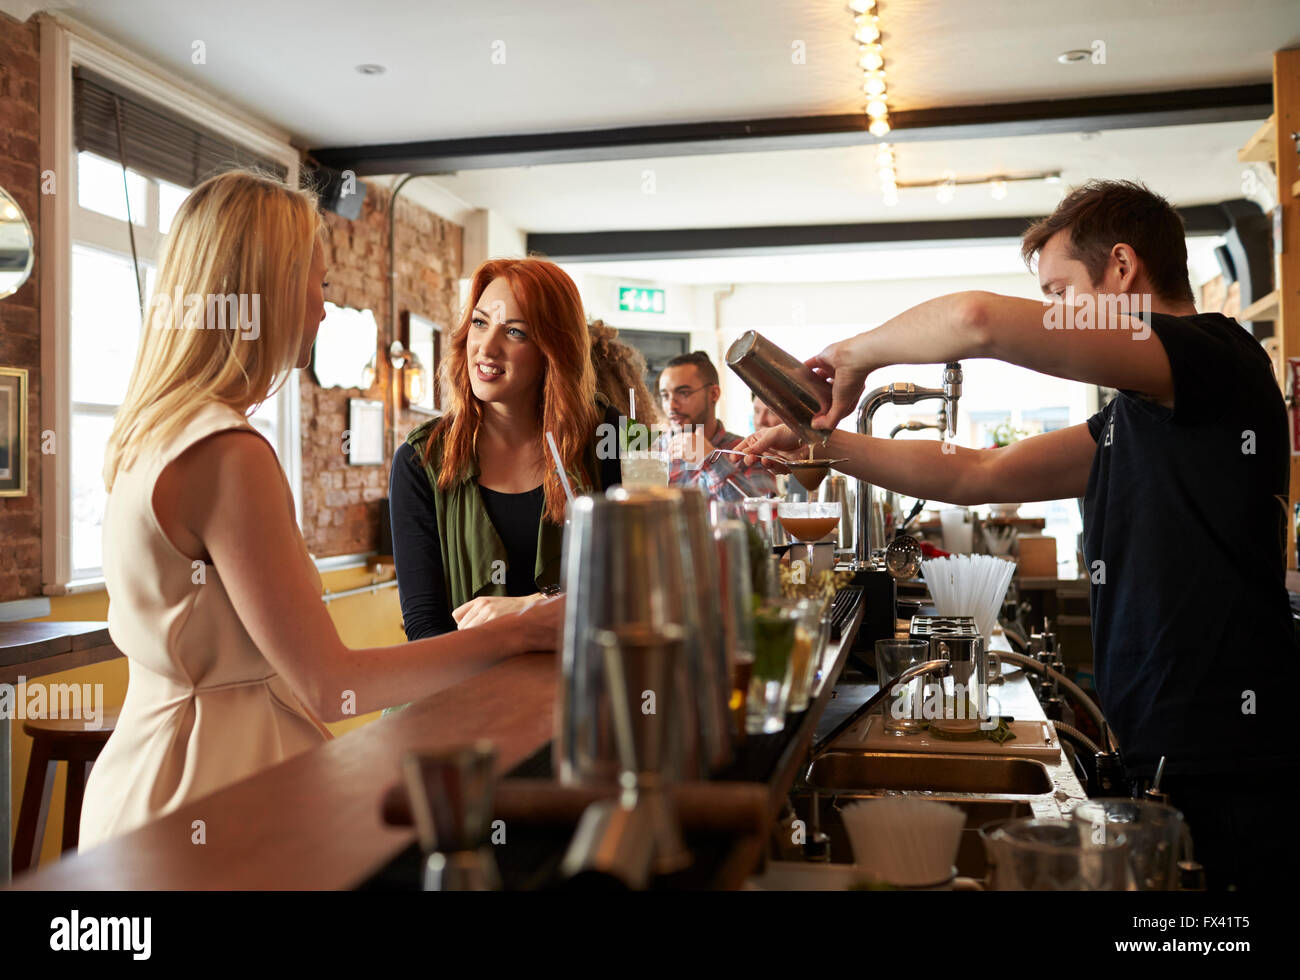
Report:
545,431,575,503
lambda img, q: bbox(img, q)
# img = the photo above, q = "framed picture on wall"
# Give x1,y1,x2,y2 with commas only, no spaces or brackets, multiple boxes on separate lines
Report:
347,398,385,466
0,366,28,497
402,311,441,414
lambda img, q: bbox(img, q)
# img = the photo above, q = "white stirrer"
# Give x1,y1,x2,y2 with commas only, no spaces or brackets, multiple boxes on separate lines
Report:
545,431,575,503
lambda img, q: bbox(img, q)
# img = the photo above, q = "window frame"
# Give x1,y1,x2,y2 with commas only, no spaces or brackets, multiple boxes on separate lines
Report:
40,18,303,593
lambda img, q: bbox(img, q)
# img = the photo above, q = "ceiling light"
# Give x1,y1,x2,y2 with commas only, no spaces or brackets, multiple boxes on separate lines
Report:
866,98,889,118
355,64,386,75
1045,174,1062,184
862,72,888,97
990,180,1008,200
875,147,894,167
849,0,876,12
869,118,891,137
882,189,899,207
1057,50,1092,64
858,44,884,71
853,15,880,44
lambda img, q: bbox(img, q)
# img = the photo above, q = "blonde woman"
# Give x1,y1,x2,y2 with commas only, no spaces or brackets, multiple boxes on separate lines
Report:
79,171,561,851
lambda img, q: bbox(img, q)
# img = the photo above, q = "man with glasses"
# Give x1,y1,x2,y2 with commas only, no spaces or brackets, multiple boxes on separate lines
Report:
657,351,777,501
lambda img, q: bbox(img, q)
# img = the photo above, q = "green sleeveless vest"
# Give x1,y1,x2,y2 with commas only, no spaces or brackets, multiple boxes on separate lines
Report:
403,407,609,611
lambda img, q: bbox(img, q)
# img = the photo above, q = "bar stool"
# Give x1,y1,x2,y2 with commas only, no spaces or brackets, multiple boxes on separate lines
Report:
12,711,118,872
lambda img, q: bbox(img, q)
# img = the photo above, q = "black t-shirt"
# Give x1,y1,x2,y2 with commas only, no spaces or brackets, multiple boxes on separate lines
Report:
478,484,545,597
1083,311,1299,777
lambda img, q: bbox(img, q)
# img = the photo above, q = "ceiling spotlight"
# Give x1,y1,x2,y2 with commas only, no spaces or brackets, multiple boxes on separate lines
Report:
882,189,899,207
1057,49,1092,64
853,15,880,44
355,63,386,75
875,147,894,167
866,98,889,118
849,0,876,12
1045,173,1062,184
862,72,888,97
859,44,884,71
868,117,891,137
990,180,1008,200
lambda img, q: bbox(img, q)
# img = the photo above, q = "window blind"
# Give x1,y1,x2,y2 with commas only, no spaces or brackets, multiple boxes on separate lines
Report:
72,66,288,189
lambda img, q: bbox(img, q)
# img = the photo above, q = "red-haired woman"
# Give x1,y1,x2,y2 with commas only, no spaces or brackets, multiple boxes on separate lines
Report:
389,258,620,643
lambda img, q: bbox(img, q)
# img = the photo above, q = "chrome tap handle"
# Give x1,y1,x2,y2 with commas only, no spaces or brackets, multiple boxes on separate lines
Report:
942,362,962,439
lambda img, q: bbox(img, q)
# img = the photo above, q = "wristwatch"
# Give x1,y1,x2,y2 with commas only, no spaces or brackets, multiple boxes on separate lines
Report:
540,584,562,597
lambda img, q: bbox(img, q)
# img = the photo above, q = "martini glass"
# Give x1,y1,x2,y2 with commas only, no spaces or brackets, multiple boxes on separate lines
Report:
776,501,841,571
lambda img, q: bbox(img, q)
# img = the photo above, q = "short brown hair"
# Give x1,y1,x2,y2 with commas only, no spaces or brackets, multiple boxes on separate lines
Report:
1020,180,1194,304
664,350,719,386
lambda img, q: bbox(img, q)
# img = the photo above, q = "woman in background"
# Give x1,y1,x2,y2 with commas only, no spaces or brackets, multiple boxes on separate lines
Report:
390,258,620,640
588,318,661,424
80,171,561,850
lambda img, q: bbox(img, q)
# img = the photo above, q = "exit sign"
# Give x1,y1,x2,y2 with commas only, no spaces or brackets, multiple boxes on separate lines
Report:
618,287,665,313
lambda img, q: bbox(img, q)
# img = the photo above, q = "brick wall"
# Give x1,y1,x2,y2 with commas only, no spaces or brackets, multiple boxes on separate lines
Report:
0,11,462,596
301,181,463,557
0,13,42,600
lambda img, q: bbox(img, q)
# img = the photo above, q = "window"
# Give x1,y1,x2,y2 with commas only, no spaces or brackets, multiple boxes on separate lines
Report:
44,28,303,590
67,152,295,580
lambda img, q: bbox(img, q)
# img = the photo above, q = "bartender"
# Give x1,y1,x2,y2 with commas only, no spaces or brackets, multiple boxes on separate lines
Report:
737,179,1300,890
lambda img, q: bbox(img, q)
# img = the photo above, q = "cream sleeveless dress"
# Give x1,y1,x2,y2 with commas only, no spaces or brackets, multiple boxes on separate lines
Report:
79,401,332,851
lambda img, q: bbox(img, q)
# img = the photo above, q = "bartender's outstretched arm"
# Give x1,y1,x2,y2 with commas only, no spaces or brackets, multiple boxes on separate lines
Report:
807,289,1175,429
736,278,1181,506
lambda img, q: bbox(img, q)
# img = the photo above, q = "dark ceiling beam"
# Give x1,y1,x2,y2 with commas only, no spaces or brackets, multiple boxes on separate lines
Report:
527,204,1236,262
309,84,1272,175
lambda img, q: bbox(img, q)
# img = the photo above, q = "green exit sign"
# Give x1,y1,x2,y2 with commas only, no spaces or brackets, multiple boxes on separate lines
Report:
618,287,665,313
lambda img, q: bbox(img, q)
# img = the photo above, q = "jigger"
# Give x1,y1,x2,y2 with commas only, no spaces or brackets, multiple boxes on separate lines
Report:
560,630,692,887
401,741,502,891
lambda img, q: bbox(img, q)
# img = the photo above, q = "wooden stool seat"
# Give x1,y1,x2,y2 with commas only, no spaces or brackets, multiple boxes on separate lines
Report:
13,711,119,873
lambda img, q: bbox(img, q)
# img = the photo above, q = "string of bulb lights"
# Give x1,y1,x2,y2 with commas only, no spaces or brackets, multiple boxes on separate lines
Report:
849,0,898,205
852,4,1058,207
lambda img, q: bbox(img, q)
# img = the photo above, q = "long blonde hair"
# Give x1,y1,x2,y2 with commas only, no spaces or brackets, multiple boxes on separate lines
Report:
104,170,321,491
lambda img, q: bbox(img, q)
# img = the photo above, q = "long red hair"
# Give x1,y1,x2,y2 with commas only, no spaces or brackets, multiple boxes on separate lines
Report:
422,257,598,522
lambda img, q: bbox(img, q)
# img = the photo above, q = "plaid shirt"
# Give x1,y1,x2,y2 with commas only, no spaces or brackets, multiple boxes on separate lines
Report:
661,424,778,502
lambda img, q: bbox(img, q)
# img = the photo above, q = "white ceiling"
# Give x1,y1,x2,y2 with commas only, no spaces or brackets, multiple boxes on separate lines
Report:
428,119,1263,232
55,0,1296,145
34,0,1290,259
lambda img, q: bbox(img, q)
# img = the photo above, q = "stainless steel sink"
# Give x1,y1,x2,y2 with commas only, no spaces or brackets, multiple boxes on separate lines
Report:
805,751,1055,796
793,751,1062,878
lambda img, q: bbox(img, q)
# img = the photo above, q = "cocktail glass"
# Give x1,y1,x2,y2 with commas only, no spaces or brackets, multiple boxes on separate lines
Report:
776,500,841,573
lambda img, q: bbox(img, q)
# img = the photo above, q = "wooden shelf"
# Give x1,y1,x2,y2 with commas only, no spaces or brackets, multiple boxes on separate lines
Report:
1241,290,1280,321
1238,114,1276,163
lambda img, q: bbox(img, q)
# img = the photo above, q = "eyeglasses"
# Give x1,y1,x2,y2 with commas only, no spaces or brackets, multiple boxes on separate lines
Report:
659,384,713,404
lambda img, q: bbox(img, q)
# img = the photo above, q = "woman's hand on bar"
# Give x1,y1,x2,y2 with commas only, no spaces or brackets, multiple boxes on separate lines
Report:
453,593,550,631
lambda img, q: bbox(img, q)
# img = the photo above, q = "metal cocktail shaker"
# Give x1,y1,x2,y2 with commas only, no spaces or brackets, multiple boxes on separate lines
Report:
401,742,502,891
555,486,732,786
725,331,832,447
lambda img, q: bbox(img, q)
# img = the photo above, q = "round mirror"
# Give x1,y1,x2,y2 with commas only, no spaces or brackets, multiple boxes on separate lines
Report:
0,187,35,300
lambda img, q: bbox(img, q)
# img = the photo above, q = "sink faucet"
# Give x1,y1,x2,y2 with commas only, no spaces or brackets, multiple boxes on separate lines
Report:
811,658,953,753
888,413,946,440
854,363,962,568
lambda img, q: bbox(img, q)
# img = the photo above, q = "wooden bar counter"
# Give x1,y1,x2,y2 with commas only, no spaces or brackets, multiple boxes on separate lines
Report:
9,592,865,891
